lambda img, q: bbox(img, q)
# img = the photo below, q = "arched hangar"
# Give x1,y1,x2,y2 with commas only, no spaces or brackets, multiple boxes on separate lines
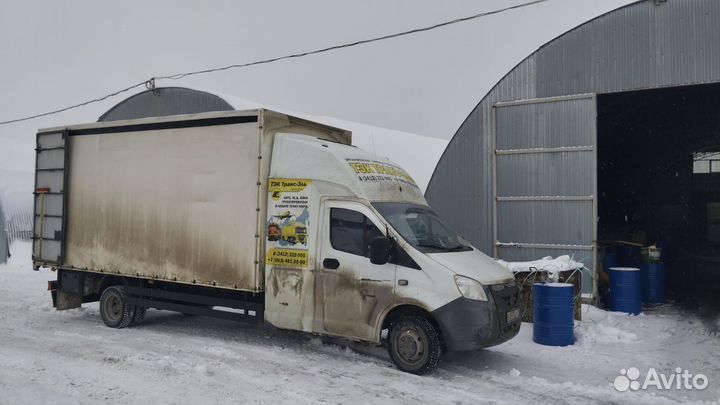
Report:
425,0,720,299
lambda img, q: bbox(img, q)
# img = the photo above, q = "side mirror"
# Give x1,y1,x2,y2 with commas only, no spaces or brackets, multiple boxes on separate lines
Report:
369,236,391,265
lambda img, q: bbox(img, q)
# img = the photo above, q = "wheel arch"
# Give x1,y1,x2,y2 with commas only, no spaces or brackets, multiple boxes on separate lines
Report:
97,275,128,293
379,303,444,344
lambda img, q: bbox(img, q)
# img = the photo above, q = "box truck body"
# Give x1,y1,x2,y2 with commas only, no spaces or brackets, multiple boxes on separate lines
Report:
34,110,520,374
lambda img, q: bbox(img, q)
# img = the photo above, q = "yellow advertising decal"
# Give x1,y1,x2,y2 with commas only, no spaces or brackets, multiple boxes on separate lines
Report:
269,178,311,200
266,178,312,269
347,159,418,187
265,248,309,267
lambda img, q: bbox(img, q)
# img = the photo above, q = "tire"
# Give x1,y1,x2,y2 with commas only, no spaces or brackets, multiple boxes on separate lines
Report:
99,286,135,329
130,306,147,326
387,316,441,375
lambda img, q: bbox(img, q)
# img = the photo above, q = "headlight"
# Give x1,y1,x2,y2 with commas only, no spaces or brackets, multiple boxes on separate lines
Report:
454,275,488,301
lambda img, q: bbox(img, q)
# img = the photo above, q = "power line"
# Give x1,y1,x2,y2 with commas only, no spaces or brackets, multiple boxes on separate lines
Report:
0,80,152,126
0,0,548,126
155,0,548,81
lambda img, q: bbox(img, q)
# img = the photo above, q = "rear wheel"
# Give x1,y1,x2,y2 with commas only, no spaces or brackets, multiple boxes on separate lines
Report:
387,316,441,375
99,286,135,328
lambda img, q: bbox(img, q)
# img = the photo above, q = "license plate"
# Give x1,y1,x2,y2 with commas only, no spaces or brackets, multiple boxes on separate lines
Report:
506,308,520,323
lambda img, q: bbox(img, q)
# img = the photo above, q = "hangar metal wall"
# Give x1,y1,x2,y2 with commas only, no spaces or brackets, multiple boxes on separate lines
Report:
426,0,720,256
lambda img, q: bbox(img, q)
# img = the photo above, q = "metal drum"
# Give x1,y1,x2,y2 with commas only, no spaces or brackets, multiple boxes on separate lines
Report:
639,262,666,304
609,267,642,315
533,283,575,346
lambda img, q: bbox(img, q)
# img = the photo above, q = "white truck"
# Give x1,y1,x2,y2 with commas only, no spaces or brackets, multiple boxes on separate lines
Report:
33,109,520,374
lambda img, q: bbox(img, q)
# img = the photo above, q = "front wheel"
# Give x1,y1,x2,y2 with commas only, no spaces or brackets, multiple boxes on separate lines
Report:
387,316,441,375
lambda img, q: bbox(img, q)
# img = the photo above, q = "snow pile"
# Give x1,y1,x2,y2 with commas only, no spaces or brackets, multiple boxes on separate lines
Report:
575,322,639,344
0,240,31,271
572,305,642,344
497,255,584,282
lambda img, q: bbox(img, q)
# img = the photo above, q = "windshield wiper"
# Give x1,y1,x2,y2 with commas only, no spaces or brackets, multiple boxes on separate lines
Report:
417,243,470,252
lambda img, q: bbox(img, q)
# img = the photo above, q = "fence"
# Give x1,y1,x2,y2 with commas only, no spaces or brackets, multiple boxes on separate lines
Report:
1,196,33,245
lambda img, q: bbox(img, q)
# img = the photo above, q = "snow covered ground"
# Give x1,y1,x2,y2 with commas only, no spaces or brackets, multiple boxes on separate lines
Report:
1,241,718,405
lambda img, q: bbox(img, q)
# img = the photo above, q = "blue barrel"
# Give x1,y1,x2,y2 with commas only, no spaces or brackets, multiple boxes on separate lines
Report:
533,283,575,346
609,267,642,315
639,262,666,304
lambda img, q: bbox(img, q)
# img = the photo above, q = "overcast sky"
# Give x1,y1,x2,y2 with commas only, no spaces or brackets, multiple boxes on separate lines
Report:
0,0,635,191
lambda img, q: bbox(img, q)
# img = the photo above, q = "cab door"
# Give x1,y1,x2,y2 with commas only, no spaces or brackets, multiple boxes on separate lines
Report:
319,201,395,341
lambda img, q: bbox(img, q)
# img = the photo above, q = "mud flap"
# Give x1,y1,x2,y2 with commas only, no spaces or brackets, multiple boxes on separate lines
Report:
56,291,82,310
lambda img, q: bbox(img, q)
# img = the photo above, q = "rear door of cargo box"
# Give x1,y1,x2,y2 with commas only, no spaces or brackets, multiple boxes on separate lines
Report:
33,130,69,266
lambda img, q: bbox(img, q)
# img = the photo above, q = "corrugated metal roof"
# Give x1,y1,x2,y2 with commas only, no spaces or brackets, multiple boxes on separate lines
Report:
98,87,234,122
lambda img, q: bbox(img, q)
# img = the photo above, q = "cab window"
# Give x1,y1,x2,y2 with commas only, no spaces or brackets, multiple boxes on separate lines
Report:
330,208,382,257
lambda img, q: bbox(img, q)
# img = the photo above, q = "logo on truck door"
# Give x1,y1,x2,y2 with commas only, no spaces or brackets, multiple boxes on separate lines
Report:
266,179,312,268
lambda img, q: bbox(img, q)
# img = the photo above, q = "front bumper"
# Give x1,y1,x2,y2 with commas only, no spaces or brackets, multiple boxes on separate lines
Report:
431,281,521,351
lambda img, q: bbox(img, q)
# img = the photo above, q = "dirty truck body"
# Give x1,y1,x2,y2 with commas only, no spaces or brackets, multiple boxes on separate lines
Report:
33,110,520,374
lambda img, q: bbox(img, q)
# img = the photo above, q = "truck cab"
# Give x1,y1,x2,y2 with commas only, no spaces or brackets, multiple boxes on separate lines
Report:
264,133,521,374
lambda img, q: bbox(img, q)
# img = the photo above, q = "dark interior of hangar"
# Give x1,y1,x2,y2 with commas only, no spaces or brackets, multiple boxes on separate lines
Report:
597,82,720,313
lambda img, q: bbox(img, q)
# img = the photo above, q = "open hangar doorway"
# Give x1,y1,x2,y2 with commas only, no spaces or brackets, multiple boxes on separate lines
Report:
597,82,720,315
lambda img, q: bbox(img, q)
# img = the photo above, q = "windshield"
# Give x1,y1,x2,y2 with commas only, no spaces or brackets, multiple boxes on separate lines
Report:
372,202,473,253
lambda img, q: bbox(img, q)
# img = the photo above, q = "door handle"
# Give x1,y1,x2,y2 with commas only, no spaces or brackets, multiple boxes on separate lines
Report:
323,258,340,269
360,278,391,283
